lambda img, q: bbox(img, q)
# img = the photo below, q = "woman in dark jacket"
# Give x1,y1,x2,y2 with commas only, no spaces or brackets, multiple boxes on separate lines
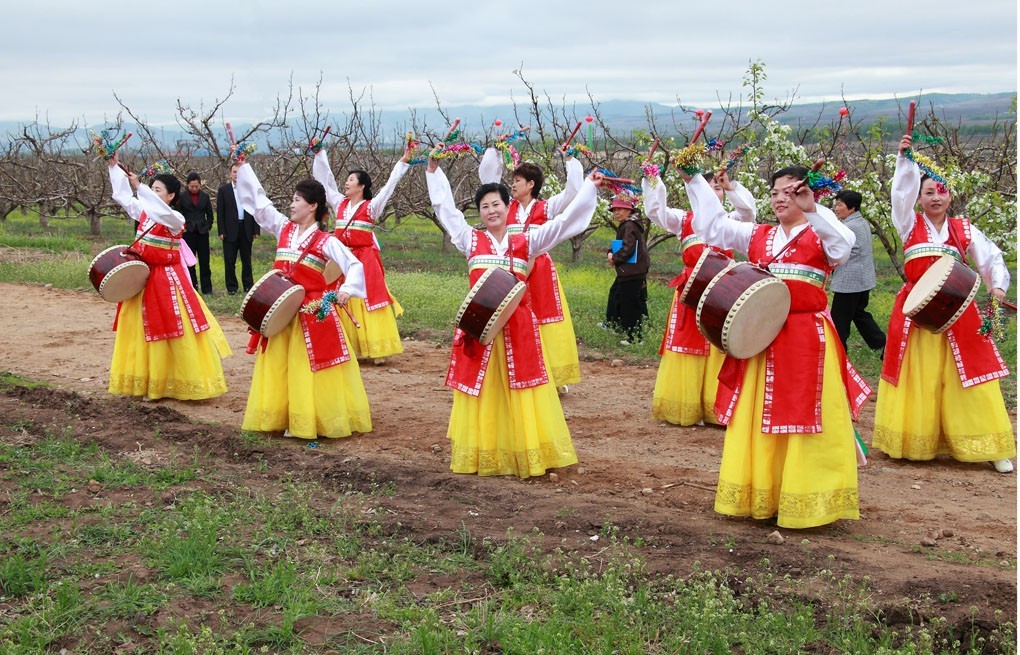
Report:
605,194,650,344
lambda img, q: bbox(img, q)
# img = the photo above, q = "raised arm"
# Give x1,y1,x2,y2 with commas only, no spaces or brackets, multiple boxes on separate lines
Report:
688,174,753,255
312,149,345,215
108,161,143,222
641,175,685,234
726,182,757,223
543,151,583,217
477,147,503,185
967,225,1011,296
805,203,855,265
425,160,473,256
235,162,289,238
322,236,367,299
368,156,411,219
527,176,599,256
890,135,921,240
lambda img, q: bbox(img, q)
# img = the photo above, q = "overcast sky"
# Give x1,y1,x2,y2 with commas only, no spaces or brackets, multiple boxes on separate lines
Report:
2,0,1015,126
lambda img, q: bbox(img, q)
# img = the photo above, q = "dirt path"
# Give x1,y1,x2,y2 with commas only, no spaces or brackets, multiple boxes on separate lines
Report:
1,282,1015,628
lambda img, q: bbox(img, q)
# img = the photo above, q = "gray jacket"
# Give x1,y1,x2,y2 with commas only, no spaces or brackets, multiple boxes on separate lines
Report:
830,212,877,293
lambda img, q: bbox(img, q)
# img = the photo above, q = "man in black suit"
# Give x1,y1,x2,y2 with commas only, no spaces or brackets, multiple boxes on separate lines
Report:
179,171,215,294
217,162,260,295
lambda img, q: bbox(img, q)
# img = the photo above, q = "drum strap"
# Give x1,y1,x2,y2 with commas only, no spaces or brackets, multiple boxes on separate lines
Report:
286,231,324,280
126,222,158,254
760,227,807,268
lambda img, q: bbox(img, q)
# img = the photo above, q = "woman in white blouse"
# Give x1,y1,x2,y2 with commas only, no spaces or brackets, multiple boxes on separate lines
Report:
235,163,371,440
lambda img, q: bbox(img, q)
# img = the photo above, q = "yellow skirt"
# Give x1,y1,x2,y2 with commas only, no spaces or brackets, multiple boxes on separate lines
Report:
448,332,577,478
109,290,230,400
873,327,1015,462
242,318,372,439
714,323,859,529
537,277,581,388
651,347,726,426
339,295,404,360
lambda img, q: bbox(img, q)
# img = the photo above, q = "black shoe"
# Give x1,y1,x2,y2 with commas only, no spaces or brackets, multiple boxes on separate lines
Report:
227,290,238,296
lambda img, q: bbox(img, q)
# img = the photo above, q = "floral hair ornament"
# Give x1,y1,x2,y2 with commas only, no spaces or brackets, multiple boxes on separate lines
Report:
902,101,951,193
307,125,332,154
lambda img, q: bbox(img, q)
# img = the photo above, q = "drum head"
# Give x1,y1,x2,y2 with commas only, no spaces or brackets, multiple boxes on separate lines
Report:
261,287,305,337
98,261,150,302
904,255,955,315
721,279,791,359
477,281,528,344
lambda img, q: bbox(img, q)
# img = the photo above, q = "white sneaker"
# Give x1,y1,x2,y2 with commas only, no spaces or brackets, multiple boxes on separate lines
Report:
620,339,643,346
557,385,569,395
992,459,1014,473
373,358,387,366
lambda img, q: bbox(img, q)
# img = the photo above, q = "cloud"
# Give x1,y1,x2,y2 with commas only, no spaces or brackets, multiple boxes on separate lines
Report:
1,0,1014,124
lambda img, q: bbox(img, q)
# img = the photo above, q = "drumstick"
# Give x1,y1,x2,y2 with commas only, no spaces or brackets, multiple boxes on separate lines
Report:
340,303,361,328
443,118,461,141
791,158,826,193
1000,299,1018,312
225,122,236,148
646,138,660,161
562,121,583,148
310,125,331,149
601,176,635,185
690,111,712,144
125,222,158,253
906,101,916,136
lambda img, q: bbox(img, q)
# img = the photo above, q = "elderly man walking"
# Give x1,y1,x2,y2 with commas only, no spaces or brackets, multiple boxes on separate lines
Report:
829,190,886,354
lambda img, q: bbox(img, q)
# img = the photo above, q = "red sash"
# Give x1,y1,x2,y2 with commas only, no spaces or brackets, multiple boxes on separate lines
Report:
247,224,351,371
507,199,564,323
333,200,393,310
714,224,871,433
112,215,210,342
881,215,1007,387
446,231,548,395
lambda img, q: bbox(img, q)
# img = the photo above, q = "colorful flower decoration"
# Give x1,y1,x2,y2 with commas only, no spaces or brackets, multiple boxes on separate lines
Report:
594,167,641,195
566,144,595,158
494,140,520,168
300,290,348,321
641,163,661,181
904,149,950,193
140,159,174,178
307,134,329,153
910,131,945,145
90,129,130,161
406,132,421,151
979,296,1006,341
232,141,257,163
442,128,462,145
724,145,748,172
670,142,708,175
705,138,725,152
805,169,846,200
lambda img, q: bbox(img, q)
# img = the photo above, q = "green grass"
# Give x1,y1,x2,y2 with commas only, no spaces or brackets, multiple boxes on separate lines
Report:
0,414,1014,653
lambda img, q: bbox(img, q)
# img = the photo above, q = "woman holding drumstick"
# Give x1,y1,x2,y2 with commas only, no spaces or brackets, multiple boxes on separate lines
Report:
311,133,414,365
426,142,603,478
104,152,230,401
235,160,371,440
872,122,1014,473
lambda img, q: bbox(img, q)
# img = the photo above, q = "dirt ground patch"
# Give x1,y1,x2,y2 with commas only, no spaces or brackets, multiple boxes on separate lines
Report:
1,282,1015,630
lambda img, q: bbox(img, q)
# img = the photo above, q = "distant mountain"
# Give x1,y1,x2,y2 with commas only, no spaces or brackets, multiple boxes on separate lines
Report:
2,92,1014,149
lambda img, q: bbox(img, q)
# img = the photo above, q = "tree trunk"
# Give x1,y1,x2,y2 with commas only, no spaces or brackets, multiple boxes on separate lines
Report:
89,210,102,236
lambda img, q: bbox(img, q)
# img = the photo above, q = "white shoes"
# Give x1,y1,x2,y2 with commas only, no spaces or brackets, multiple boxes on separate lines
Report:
556,385,569,395
620,339,643,346
992,459,1014,473
373,358,387,366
